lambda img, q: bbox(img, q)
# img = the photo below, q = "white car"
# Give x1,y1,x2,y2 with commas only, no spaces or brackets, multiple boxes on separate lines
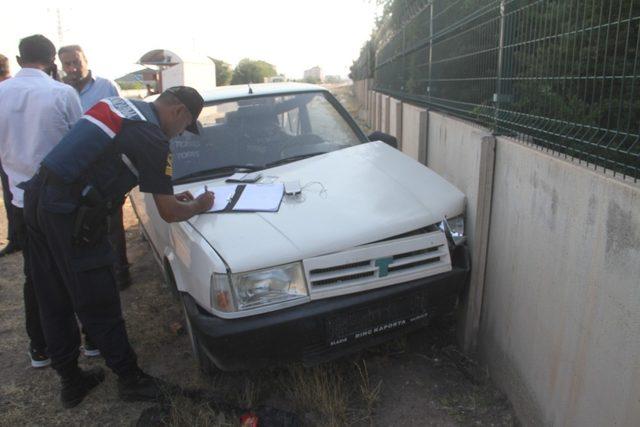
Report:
130,83,469,373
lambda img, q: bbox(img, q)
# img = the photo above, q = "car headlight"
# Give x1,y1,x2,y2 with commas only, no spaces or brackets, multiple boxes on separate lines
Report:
211,262,309,312
439,214,466,246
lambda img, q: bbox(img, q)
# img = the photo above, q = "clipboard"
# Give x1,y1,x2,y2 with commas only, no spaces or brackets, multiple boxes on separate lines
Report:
193,183,284,213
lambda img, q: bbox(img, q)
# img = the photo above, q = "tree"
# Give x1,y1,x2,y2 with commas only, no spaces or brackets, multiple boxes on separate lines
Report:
231,59,277,84
210,58,232,86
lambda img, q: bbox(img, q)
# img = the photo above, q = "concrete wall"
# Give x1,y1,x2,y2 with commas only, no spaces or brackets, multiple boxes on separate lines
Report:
388,98,403,149
351,83,640,425
353,79,370,124
362,79,370,110
367,91,375,129
427,112,496,352
480,138,640,426
401,103,428,164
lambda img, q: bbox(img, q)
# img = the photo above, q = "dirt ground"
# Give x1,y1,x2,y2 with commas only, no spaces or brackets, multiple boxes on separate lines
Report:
0,86,516,426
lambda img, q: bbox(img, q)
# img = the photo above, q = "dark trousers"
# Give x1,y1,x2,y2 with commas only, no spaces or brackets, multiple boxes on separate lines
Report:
109,206,129,274
0,162,18,245
12,206,47,351
23,179,138,378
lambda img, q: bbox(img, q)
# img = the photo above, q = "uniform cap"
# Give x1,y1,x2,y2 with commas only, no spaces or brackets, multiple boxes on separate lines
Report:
165,86,204,134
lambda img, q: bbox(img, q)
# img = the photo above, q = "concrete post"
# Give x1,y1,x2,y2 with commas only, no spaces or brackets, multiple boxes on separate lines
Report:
425,111,496,353
380,95,390,133
401,103,428,164
389,98,403,149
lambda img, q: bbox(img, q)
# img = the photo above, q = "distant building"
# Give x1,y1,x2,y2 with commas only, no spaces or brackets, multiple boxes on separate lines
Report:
303,66,324,82
137,49,216,92
265,74,287,83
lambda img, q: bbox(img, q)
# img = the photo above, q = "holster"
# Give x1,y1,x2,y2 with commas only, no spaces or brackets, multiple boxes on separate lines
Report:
72,185,112,247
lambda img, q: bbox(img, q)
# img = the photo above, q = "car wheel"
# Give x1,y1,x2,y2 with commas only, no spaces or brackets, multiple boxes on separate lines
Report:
180,294,219,376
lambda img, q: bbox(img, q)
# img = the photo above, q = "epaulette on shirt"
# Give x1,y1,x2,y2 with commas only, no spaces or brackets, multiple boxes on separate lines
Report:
82,97,147,138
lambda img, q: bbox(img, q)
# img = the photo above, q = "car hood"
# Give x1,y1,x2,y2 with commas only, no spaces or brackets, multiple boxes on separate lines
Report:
184,141,465,273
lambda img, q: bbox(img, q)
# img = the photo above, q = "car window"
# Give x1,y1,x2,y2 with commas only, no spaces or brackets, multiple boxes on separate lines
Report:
277,100,301,136
307,96,360,146
170,91,365,182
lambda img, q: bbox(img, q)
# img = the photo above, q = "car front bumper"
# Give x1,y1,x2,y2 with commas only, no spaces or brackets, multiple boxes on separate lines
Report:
182,245,470,371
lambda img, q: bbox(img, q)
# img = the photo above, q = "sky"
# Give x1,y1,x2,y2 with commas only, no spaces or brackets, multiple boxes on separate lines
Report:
1,0,381,81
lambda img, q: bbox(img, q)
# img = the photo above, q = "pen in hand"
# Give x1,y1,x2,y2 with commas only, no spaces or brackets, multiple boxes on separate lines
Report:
196,184,215,212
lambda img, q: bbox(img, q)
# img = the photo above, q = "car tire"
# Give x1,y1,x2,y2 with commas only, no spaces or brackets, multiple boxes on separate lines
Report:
180,294,219,376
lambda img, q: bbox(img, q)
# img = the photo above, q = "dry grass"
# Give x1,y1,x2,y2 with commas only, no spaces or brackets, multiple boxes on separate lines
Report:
281,364,351,426
167,395,235,427
152,359,387,426
355,360,382,422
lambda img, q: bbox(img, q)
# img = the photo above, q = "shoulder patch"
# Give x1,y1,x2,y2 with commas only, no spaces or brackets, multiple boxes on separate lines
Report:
165,153,173,177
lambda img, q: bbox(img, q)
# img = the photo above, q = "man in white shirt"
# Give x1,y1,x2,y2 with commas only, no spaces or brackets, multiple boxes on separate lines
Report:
58,45,131,292
0,34,82,367
0,53,20,257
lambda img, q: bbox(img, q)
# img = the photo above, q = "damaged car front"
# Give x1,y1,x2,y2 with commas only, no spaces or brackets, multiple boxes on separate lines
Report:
130,83,470,373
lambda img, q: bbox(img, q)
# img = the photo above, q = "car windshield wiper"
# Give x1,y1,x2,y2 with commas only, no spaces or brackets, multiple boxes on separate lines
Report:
265,152,329,168
173,165,261,184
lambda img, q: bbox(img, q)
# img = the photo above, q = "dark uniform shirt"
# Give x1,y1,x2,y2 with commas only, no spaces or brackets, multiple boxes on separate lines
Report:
88,115,174,201
40,98,173,212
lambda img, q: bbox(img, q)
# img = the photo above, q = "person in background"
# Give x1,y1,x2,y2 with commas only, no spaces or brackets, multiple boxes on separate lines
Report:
0,53,20,257
0,35,82,368
58,45,121,111
58,45,131,292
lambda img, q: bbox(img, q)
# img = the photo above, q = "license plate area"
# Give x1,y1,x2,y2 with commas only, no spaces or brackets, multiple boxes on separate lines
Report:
325,294,430,346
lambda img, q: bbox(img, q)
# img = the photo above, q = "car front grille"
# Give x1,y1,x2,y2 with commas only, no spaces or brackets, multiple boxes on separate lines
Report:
303,229,451,299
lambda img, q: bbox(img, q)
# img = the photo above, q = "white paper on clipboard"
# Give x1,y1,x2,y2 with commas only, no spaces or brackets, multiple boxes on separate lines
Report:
191,183,284,213
233,183,284,212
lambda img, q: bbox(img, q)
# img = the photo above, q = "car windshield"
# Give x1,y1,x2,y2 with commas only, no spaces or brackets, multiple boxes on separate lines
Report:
170,91,365,183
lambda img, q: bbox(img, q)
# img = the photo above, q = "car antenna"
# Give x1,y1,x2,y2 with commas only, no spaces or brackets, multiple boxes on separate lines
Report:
248,83,253,94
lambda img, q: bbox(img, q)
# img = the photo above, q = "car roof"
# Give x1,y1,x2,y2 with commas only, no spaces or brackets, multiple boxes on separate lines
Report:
198,83,329,102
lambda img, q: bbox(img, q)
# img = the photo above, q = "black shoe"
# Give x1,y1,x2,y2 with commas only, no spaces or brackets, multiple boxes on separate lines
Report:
61,367,105,409
0,242,21,257
29,346,51,369
117,369,179,402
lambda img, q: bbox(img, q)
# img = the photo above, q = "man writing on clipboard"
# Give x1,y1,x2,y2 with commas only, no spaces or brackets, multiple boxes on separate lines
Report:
22,86,214,408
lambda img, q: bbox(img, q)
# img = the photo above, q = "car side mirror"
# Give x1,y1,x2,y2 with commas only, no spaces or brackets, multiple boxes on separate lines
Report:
368,131,398,149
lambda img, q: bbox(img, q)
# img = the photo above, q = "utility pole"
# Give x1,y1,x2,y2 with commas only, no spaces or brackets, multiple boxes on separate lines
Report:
56,8,64,46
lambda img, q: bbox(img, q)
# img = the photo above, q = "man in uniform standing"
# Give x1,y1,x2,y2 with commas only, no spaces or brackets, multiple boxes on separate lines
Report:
23,86,214,408
58,44,132,292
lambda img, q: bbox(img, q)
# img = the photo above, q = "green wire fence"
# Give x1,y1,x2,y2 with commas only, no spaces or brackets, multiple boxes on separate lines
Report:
352,0,640,180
